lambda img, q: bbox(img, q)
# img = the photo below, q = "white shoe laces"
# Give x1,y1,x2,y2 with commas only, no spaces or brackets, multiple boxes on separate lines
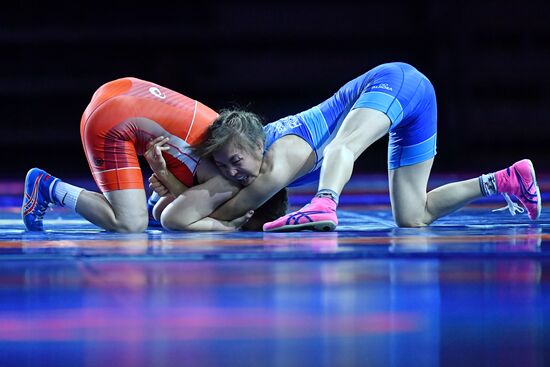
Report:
35,202,54,220
492,193,525,216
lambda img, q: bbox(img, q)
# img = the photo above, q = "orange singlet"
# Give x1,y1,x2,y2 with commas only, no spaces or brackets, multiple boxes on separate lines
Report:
80,77,218,192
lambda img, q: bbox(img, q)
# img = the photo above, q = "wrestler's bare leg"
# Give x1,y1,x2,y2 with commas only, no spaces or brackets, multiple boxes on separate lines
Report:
76,189,149,232
389,158,482,227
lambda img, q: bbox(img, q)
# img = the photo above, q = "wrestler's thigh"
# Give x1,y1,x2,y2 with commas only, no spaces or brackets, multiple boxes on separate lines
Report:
331,108,390,157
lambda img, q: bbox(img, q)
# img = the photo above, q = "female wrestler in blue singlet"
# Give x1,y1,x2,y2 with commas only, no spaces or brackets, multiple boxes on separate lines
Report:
151,62,540,231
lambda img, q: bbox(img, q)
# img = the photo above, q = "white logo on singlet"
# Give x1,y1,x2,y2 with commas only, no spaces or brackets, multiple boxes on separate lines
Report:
272,115,302,133
372,83,393,91
149,87,166,99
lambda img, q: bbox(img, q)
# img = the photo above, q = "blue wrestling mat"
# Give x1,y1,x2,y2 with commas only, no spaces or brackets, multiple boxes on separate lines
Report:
1,174,549,366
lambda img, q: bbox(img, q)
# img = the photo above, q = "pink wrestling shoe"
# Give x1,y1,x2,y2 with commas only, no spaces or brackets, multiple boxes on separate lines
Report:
263,197,338,232
494,159,541,220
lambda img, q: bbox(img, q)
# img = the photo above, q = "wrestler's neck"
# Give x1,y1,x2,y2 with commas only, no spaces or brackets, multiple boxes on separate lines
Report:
195,158,220,184
258,145,274,175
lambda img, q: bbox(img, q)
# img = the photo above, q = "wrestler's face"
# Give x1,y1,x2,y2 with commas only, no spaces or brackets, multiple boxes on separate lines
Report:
212,140,263,186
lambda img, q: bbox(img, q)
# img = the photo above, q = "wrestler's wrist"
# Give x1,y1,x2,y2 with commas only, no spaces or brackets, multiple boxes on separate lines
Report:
155,168,169,178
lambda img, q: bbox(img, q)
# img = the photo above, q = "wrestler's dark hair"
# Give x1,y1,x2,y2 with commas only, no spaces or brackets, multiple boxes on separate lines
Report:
191,109,266,158
241,188,289,231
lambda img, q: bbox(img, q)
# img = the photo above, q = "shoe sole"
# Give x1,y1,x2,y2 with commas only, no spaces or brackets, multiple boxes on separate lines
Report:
525,159,542,220
264,220,337,232
21,168,41,231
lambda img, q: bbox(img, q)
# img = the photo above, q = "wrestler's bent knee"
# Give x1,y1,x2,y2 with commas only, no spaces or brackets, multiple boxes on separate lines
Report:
395,216,429,228
114,217,148,233
160,213,185,231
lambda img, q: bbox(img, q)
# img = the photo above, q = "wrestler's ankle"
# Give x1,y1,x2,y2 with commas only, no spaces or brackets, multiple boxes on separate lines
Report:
315,189,339,205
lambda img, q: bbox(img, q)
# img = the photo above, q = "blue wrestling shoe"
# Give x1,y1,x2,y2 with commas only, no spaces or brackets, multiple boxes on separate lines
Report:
22,168,60,231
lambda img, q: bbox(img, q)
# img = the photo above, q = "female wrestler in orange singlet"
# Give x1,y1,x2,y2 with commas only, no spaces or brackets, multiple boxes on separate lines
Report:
22,77,253,232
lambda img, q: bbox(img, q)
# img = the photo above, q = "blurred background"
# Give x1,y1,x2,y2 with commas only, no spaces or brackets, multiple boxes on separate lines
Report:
2,0,549,180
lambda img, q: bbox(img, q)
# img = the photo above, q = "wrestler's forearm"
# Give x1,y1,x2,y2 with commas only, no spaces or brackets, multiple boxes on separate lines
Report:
161,175,241,228
172,217,237,232
210,195,253,220
155,169,188,196
210,177,281,220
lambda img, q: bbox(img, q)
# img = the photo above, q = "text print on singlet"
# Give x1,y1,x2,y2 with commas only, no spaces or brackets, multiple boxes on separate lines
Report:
148,87,166,99
271,115,302,133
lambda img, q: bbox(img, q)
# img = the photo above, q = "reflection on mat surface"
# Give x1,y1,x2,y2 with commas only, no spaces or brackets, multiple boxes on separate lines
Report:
1,175,549,366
